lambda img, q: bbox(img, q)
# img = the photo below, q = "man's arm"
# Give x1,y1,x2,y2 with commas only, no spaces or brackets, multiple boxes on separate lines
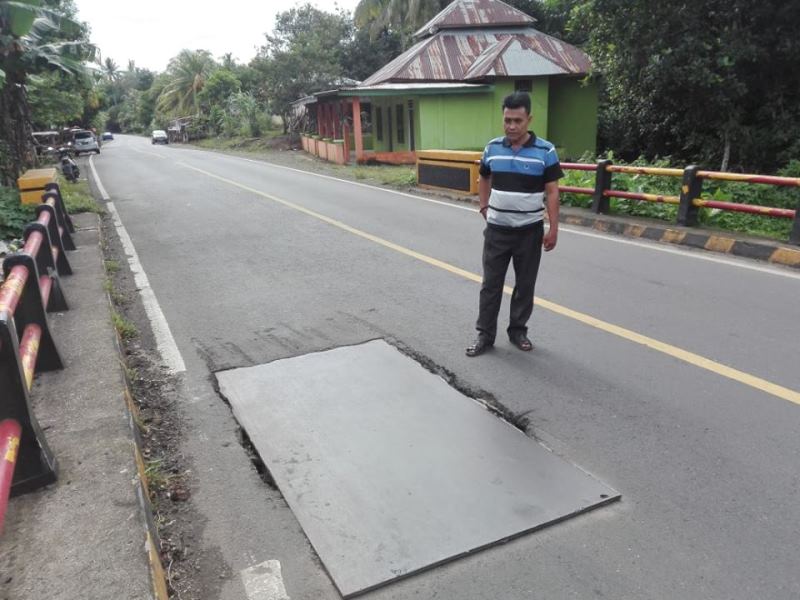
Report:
478,175,491,221
543,180,559,251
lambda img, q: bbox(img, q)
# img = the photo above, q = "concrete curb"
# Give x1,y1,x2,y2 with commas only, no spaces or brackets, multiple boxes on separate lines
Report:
102,233,171,600
558,212,800,269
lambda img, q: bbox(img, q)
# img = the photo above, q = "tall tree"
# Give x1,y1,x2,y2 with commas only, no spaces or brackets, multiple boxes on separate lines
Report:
354,0,449,44
101,56,119,81
0,0,96,185
253,4,351,131
341,26,402,80
579,0,800,171
157,49,216,116
197,68,241,113
353,0,573,48
28,72,85,129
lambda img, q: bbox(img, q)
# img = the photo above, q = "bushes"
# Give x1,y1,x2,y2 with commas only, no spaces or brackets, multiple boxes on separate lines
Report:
0,186,35,240
1,179,101,243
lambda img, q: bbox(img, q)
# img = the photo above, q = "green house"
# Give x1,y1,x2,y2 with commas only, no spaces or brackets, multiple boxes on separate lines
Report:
305,0,597,162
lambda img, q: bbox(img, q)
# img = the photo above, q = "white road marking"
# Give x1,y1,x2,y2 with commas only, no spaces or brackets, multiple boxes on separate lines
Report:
129,147,168,159
241,560,290,600
89,156,186,374
216,154,799,280
89,155,111,201
234,156,475,212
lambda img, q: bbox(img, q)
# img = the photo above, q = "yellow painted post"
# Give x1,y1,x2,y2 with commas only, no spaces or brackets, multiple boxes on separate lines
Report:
17,168,58,205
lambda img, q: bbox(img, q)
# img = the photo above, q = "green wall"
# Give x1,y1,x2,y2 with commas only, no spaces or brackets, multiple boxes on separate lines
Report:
530,79,549,138
417,94,496,151
414,79,550,151
547,77,598,160
363,76,592,155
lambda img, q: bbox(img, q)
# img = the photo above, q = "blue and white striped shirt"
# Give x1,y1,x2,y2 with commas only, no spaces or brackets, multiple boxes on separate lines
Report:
479,132,564,229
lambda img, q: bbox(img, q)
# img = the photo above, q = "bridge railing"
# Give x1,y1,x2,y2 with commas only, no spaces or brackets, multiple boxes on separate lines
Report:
558,161,800,245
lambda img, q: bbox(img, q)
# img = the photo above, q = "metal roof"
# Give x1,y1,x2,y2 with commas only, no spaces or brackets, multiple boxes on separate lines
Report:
414,0,535,38
361,27,591,86
293,82,493,105
338,82,492,97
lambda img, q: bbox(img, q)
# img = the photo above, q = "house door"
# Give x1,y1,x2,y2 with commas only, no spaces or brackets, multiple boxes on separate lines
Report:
408,100,415,151
387,106,393,151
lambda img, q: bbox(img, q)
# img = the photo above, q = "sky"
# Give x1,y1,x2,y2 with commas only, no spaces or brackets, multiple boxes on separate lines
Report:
74,0,362,73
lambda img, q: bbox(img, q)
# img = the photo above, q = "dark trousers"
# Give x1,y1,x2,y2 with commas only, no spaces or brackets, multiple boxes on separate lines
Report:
476,222,544,342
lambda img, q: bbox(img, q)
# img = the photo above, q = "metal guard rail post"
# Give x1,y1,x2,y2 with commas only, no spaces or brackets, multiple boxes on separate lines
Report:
43,183,75,235
677,166,702,226
591,159,611,214
0,186,75,501
0,418,22,534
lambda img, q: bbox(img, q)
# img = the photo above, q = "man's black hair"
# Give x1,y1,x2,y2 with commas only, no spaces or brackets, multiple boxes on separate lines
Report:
502,91,531,115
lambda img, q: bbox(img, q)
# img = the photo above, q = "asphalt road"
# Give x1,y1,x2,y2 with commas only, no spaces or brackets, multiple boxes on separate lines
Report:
89,134,800,600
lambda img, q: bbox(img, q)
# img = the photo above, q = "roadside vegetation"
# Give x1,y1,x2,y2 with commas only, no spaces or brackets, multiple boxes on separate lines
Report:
0,176,100,246
111,310,137,340
0,186,34,241
60,179,104,215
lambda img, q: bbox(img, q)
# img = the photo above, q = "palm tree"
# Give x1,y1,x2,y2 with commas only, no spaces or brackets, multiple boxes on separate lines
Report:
102,57,119,82
157,49,216,117
354,0,451,42
0,0,96,185
99,56,125,105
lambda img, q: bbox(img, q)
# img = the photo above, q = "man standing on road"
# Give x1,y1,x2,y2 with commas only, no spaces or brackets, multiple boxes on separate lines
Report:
466,92,563,357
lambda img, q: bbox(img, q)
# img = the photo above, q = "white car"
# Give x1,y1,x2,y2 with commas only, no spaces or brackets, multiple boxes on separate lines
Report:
151,130,169,144
72,130,100,154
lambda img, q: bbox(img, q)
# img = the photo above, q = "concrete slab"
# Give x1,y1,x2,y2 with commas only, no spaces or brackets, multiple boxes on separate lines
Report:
217,340,619,598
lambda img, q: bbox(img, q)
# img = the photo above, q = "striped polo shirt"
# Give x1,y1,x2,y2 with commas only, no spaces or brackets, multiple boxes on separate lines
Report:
479,132,564,229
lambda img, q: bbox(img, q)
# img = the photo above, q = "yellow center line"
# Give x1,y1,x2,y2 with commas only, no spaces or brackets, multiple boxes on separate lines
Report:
180,162,800,407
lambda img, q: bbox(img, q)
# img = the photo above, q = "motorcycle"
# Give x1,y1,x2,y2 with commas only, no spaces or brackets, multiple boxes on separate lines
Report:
56,146,80,182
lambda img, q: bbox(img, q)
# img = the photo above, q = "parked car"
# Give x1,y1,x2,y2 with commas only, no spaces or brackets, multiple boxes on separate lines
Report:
151,130,168,144
102,132,114,141
72,130,100,154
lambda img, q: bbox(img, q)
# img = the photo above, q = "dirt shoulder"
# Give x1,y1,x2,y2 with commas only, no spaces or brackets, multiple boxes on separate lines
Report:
99,207,209,599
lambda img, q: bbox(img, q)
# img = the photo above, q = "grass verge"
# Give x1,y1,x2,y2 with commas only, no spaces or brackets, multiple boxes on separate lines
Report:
59,178,105,215
111,310,137,340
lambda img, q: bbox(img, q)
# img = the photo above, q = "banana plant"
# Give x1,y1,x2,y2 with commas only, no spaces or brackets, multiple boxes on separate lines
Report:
0,0,96,185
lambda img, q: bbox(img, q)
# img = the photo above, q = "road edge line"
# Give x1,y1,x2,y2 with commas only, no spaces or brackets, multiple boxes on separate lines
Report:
89,155,186,374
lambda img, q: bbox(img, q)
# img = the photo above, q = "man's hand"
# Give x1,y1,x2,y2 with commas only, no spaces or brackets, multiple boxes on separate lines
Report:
543,227,558,251
543,180,560,251
478,175,491,222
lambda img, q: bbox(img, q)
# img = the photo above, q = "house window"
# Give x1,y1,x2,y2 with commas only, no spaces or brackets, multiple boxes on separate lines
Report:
515,79,532,92
376,107,383,141
396,104,405,144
